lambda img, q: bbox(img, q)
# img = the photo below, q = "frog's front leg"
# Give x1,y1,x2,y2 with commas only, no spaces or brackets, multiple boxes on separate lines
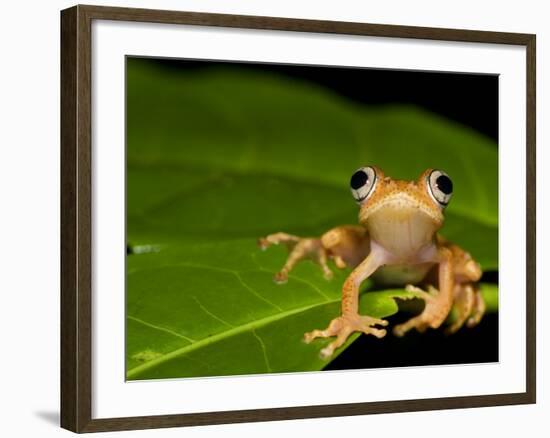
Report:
304,246,389,358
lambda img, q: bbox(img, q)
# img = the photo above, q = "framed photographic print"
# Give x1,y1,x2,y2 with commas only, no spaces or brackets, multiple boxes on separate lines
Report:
60,4,536,433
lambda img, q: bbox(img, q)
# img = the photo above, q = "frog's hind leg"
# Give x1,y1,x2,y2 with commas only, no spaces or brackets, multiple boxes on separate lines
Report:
259,226,369,285
467,287,486,328
446,241,485,332
321,225,370,269
445,283,476,334
446,282,486,334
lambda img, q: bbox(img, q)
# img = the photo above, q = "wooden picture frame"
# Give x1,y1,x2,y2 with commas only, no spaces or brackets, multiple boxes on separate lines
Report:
61,4,536,433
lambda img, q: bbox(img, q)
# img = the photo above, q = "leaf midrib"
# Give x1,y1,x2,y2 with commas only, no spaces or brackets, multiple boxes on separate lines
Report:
126,283,498,379
126,297,335,379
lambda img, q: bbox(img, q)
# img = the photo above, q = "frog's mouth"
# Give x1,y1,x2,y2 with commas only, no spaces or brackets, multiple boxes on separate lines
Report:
362,196,443,257
360,192,443,224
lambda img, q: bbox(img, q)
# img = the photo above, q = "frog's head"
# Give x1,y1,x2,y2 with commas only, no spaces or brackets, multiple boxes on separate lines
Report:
350,166,453,255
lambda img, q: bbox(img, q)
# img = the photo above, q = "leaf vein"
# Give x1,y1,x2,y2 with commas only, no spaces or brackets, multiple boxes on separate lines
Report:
127,298,339,379
233,271,283,312
192,296,234,328
252,329,272,373
127,315,196,343
129,260,285,312
252,251,333,301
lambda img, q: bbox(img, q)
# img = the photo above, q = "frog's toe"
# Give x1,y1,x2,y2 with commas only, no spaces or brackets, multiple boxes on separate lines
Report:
320,330,352,359
303,316,343,343
257,237,269,250
404,284,437,302
393,315,430,337
444,320,463,335
466,313,483,328
334,256,347,269
273,272,288,284
466,288,486,328
322,268,334,281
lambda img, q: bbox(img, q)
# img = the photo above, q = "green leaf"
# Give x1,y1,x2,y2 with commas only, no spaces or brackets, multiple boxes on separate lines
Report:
126,239,499,380
126,240,498,380
126,58,499,380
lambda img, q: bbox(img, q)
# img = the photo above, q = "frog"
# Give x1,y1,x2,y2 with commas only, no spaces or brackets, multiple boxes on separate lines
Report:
258,166,485,358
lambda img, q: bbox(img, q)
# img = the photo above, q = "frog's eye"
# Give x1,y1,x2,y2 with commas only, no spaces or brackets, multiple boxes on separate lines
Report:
427,169,453,207
350,166,377,203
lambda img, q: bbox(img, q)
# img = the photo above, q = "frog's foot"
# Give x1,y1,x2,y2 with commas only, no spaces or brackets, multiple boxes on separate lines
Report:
446,284,486,334
304,314,388,359
258,233,333,284
393,284,447,337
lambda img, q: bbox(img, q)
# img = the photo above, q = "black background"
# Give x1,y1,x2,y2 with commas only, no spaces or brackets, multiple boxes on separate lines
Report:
153,58,498,142
148,58,499,370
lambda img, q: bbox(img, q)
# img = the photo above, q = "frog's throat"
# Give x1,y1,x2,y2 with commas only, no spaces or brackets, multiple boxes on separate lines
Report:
358,192,443,226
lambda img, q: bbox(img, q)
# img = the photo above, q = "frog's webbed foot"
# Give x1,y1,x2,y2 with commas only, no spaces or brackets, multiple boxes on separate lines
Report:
445,284,486,335
393,284,447,337
304,314,388,359
258,233,333,284
394,283,486,337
